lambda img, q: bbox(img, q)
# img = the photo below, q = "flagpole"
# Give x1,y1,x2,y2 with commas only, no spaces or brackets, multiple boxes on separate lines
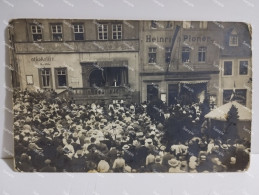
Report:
166,25,181,73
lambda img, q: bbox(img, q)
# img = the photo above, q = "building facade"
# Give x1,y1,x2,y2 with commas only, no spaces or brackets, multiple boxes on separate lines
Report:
139,21,223,106
9,20,252,107
9,19,140,104
218,22,252,108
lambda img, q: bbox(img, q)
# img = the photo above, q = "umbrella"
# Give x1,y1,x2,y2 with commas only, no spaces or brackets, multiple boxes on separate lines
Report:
205,101,251,121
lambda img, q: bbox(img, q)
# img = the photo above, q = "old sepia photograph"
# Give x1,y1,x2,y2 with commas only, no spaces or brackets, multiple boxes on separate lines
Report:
9,19,252,173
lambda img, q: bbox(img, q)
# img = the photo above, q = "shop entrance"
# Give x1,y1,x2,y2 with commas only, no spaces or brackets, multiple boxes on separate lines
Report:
168,82,207,105
147,84,159,102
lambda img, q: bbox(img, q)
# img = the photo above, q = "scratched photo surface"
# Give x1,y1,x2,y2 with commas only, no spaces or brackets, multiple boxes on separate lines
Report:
9,19,252,172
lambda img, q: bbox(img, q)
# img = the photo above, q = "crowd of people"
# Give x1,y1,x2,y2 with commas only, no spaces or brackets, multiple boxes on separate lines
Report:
13,89,250,172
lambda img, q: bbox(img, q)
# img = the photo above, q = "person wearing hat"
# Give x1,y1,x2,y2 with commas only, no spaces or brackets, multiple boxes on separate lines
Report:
63,138,75,159
96,140,109,155
162,149,176,170
122,144,134,164
168,159,183,173
189,159,198,173
16,153,34,172
86,161,97,173
107,147,118,165
145,150,155,171
97,160,110,173
39,159,57,172
197,151,212,172
131,139,148,169
211,157,227,172
226,157,237,172
145,138,155,151
71,150,86,172
87,137,97,152
150,156,166,172
112,152,126,172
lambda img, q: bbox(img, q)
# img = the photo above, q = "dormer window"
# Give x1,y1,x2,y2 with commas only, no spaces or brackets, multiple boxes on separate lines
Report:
183,21,191,29
151,20,157,29
229,29,238,46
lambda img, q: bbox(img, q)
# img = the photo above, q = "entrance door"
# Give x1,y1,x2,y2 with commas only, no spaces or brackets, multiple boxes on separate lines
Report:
168,84,179,105
147,84,158,102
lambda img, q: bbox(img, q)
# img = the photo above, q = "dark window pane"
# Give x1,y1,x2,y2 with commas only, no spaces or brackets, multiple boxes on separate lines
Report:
182,47,190,62
75,33,84,40
53,34,63,41
239,61,248,75
32,34,42,41
224,61,232,75
58,75,67,86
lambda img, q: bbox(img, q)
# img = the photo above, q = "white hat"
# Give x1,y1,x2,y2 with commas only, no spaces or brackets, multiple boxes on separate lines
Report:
97,160,110,172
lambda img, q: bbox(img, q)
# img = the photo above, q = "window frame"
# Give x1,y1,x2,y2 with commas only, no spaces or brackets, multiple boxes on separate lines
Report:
238,60,249,76
222,60,234,77
39,68,52,89
199,21,208,29
223,89,247,105
150,20,157,29
165,21,173,29
51,24,63,41
73,23,84,41
97,23,108,40
31,24,43,42
198,47,206,62
148,47,157,64
26,75,34,85
183,21,191,29
112,23,122,40
182,47,191,63
55,68,68,88
229,31,238,46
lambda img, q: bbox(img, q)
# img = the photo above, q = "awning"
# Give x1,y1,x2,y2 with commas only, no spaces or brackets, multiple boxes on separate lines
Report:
205,101,252,121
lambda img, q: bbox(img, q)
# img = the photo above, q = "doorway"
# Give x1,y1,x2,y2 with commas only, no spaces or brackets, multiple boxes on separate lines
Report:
147,84,159,102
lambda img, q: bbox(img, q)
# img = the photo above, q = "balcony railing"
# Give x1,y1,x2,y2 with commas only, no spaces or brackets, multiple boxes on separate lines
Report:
72,86,131,96
68,86,133,104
